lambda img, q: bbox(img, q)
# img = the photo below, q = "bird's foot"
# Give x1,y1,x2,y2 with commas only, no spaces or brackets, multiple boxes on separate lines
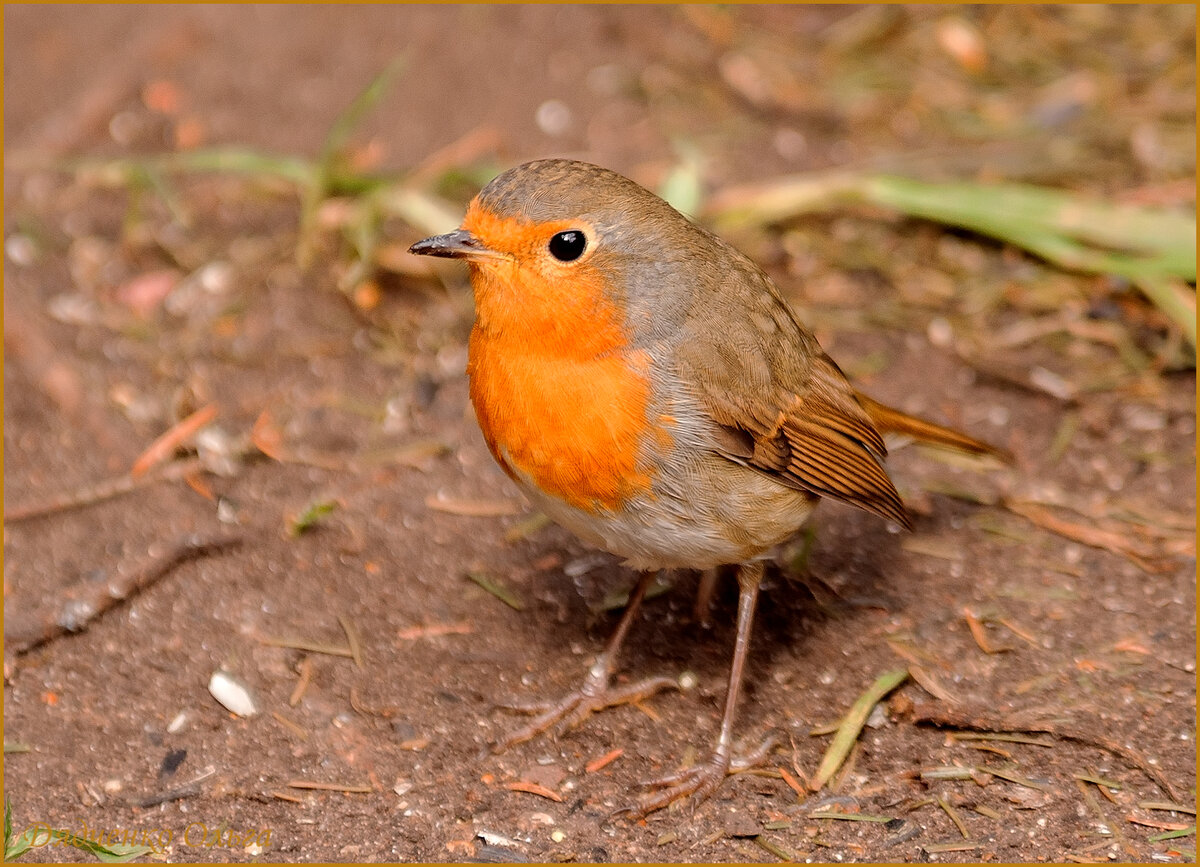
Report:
619,731,781,818
492,671,678,753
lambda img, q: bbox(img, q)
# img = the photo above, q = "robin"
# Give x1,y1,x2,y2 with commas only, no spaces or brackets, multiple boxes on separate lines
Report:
410,159,1005,814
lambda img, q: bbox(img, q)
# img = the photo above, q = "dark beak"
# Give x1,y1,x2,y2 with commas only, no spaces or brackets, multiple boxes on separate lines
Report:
409,229,503,261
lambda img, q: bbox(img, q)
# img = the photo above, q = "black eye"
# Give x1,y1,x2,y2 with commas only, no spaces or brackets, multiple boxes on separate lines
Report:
548,230,587,262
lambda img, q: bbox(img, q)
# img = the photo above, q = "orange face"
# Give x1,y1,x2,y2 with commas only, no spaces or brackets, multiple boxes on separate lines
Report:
459,201,619,357
457,201,664,514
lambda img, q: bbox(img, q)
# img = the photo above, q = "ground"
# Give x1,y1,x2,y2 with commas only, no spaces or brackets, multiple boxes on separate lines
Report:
3,5,1195,864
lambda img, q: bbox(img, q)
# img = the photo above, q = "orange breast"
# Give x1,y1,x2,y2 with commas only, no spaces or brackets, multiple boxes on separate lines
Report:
468,330,656,513
463,252,660,513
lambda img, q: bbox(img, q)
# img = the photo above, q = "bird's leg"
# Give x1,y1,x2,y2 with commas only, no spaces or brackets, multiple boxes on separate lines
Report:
693,567,720,627
626,560,778,816
492,570,677,752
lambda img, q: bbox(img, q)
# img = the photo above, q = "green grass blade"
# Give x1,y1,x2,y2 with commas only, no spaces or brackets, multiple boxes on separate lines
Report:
465,571,526,611
1149,825,1195,843
5,829,36,862
1133,277,1197,347
61,149,315,185
318,53,409,172
299,54,409,265
4,798,18,860
862,176,1195,277
709,171,1197,346
810,668,909,790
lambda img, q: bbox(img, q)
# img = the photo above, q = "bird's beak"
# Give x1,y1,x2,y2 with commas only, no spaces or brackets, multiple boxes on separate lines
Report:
408,229,504,261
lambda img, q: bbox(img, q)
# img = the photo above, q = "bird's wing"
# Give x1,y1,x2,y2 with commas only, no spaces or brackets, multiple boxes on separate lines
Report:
674,260,910,529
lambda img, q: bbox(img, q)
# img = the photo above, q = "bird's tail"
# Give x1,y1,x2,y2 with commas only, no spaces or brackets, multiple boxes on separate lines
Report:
855,392,1012,462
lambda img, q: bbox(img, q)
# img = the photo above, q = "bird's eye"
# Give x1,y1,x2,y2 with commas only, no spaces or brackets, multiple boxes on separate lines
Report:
548,230,587,262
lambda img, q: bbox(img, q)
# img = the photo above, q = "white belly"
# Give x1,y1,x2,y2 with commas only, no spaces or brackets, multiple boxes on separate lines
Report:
511,457,816,571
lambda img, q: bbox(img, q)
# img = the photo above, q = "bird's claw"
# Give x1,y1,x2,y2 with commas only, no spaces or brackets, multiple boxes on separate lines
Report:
491,674,678,754
616,731,783,818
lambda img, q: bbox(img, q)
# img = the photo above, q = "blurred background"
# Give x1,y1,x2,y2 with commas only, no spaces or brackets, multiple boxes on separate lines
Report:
8,5,1194,183
4,6,1195,864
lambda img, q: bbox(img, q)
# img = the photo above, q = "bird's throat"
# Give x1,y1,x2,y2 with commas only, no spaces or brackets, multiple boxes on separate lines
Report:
466,265,658,513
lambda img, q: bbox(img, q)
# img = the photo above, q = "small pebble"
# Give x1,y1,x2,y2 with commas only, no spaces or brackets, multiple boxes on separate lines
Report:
865,703,889,729
208,670,258,717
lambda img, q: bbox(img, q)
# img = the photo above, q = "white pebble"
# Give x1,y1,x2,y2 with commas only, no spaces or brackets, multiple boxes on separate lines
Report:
1029,366,1075,401
208,670,258,717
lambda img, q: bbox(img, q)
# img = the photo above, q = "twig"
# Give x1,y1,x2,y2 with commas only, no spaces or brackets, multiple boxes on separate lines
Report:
133,765,216,808
6,532,242,654
1003,499,1178,574
979,766,1053,792
271,711,309,741
1140,801,1196,815
963,607,1009,654
778,766,806,798
287,779,373,794
5,457,205,523
922,841,983,854
585,748,624,774
289,657,314,706
951,732,1054,747
809,811,895,823
396,621,473,640
505,780,563,802
465,571,526,611
938,797,971,838
1076,778,1125,845
134,783,202,809
753,835,799,862
130,403,219,477
907,701,1180,801
259,637,354,658
338,613,364,669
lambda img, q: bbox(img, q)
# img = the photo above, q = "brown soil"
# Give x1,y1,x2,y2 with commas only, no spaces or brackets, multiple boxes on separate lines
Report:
4,5,1195,863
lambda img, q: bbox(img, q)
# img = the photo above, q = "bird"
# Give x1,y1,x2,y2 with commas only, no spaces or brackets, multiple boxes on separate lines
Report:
409,158,1005,815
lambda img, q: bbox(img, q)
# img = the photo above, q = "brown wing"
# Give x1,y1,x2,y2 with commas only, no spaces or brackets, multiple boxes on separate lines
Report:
674,250,910,529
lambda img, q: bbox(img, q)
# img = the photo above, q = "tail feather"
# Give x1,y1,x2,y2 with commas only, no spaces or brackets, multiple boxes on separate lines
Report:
855,392,1012,463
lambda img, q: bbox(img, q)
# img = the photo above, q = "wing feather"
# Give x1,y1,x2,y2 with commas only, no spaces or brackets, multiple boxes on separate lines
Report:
672,253,910,529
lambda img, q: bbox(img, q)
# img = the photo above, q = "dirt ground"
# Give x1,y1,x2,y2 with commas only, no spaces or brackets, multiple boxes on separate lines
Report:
3,5,1195,863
